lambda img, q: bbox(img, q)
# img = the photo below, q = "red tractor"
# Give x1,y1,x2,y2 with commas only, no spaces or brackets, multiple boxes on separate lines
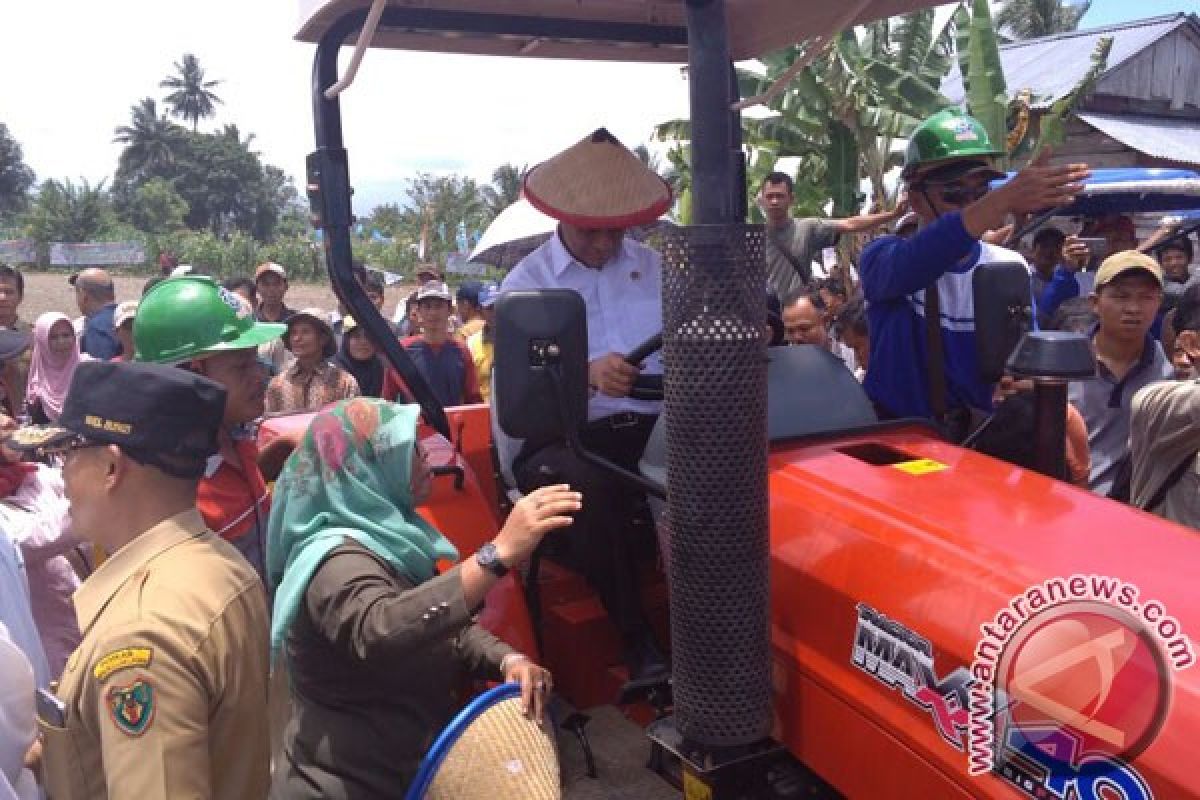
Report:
274,2,1200,798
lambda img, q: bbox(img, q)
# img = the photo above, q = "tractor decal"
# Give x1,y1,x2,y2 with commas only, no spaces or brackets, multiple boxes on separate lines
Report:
851,603,972,750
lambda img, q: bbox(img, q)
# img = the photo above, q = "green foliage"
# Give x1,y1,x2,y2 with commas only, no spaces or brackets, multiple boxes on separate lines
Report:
398,173,489,264
996,0,1091,40
160,54,223,132
113,98,182,178
657,9,955,219
480,164,527,218
128,178,188,234
365,203,405,238
0,123,35,219
825,122,860,216
114,126,296,241
23,179,117,245
964,0,1009,168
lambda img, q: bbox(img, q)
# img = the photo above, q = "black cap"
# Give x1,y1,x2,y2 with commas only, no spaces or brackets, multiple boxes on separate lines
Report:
8,362,227,477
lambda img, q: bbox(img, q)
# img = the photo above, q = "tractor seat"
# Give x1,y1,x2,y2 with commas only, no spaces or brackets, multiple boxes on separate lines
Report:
639,344,878,489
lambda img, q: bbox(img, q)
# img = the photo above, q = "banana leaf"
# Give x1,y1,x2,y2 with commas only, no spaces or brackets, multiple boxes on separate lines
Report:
893,8,934,78
954,3,972,97
965,0,1008,166
654,118,691,142
825,121,860,217
862,58,954,119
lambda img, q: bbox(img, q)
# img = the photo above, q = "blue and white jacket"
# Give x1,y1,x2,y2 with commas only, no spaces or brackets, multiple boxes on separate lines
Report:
861,212,1030,419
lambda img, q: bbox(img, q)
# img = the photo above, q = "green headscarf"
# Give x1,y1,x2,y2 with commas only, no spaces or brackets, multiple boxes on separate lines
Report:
266,398,460,655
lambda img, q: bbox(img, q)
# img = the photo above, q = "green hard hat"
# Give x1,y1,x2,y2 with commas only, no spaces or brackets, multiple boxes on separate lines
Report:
133,276,285,364
903,108,1003,180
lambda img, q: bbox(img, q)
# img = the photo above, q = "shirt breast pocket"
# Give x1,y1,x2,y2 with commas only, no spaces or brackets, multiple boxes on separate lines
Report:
38,712,92,798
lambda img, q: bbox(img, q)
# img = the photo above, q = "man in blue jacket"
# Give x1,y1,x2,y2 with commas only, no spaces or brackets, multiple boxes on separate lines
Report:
861,109,1089,437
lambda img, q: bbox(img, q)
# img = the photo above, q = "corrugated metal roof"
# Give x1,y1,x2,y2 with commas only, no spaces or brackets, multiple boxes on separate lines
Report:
942,13,1193,108
1078,112,1200,167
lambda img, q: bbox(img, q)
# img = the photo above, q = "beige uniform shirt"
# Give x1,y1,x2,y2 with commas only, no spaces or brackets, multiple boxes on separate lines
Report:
1131,379,1200,528
39,509,270,799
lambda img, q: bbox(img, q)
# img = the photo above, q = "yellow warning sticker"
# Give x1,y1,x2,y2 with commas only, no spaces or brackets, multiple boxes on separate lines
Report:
683,771,713,800
93,647,152,681
893,458,948,476
686,772,710,800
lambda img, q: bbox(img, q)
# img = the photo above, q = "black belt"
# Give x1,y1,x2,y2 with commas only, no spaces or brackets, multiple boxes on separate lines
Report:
584,412,658,431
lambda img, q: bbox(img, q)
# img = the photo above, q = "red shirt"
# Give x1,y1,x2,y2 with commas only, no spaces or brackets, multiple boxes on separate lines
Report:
197,436,270,581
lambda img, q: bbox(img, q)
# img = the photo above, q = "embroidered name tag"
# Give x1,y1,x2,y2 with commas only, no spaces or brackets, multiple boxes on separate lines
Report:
93,647,153,681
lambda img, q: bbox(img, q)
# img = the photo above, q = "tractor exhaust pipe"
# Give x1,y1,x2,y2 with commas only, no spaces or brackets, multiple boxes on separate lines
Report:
663,0,772,749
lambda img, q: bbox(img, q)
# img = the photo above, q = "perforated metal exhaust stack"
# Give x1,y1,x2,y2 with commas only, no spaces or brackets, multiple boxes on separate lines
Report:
662,225,771,746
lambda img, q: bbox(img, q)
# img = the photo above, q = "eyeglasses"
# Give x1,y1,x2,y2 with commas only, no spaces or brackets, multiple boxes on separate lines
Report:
924,181,990,207
43,437,105,466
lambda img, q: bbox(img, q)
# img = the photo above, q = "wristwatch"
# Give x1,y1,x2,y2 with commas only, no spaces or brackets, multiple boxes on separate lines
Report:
476,542,509,577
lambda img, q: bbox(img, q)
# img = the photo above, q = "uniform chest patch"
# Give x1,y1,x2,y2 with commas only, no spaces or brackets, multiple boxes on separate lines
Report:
107,679,155,736
93,647,152,681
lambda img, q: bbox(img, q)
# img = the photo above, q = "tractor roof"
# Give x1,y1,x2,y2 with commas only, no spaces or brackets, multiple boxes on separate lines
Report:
295,0,948,63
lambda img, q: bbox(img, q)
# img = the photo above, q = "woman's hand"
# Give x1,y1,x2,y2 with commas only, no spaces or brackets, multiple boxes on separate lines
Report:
493,484,581,567
503,654,553,723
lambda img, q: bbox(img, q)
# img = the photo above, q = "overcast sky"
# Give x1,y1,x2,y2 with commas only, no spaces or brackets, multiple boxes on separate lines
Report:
2,0,1192,214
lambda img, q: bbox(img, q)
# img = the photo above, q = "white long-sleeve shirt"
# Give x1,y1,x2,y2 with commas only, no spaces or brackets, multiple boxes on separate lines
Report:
501,231,663,421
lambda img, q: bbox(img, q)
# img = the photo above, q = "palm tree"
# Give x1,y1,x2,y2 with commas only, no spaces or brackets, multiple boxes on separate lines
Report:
996,0,1092,40
160,53,223,131
113,97,182,175
481,163,527,218
24,178,115,244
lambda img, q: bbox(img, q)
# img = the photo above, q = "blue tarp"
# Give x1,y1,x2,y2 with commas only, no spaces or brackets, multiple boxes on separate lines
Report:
991,168,1200,216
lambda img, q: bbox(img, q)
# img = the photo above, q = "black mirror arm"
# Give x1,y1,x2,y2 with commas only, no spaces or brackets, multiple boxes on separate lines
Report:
1010,207,1063,245
547,365,667,500
431,463,466,491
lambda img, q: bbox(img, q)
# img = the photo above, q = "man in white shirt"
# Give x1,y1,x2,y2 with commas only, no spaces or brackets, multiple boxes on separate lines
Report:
499,129,670,686
781,289,857,372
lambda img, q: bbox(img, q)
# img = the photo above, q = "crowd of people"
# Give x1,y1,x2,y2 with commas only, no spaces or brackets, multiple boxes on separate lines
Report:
1,110,1198,799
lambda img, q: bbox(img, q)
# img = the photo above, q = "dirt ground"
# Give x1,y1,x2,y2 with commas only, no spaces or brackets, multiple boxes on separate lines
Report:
18,270,417,323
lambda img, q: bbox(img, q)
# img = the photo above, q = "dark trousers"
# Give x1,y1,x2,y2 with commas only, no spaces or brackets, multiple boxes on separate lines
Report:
514,414,657,640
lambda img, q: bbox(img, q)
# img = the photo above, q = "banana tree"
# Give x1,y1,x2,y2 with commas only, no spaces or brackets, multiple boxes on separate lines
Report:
956,0,1009,167
657,9,957,221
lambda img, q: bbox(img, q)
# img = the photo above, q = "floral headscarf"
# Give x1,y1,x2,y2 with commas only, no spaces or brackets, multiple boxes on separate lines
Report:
266,398,459,655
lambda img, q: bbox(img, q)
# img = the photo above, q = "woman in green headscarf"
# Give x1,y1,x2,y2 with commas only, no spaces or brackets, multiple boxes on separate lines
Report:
267,398,580,799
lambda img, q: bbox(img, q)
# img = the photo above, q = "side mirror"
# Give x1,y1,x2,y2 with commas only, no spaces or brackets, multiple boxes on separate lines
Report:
493,288,666,500
494,289,589,441
973,261,1034,384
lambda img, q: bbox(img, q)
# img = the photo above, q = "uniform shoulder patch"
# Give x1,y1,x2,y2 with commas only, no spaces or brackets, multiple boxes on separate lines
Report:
107,678,155,736
93,647,153,681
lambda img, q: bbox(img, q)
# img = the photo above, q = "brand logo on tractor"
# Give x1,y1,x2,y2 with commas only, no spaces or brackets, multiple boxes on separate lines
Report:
851,603,972,749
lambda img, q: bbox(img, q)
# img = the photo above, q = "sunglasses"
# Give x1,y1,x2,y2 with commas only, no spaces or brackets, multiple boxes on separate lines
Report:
923,181,990,207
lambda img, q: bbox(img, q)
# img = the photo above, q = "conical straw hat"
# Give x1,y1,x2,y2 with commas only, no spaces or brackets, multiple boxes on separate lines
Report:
524,128,672,228
409,684,560,800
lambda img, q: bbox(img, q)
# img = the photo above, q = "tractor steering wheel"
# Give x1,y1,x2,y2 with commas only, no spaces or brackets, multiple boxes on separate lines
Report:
625,333,664,402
